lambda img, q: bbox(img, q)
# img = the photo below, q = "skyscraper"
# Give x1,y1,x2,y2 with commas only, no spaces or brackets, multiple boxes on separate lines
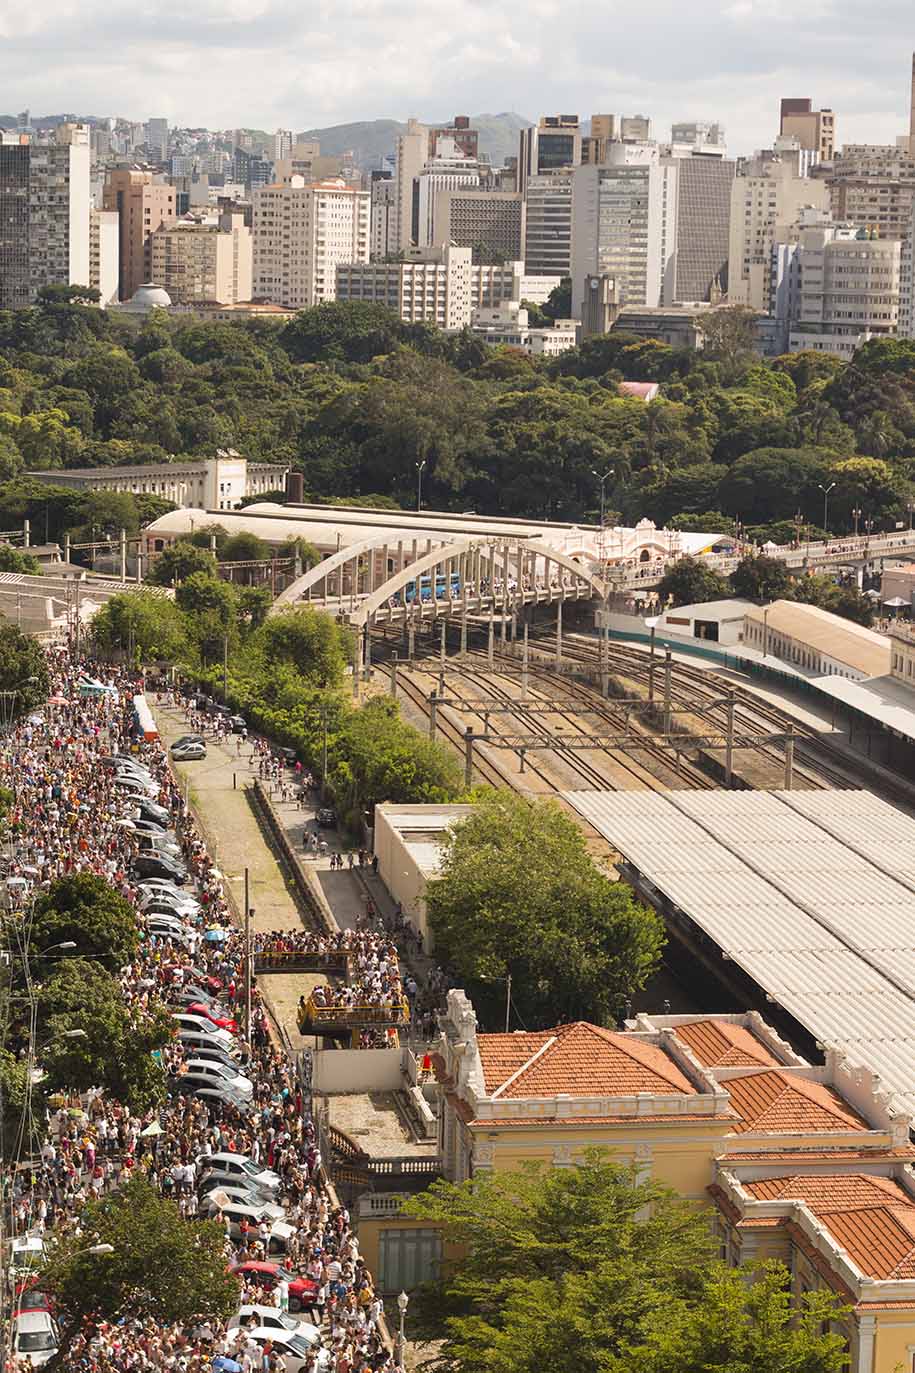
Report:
393,119,427,252
252,176,370,308
103,168,176,299
779,99,835,162
0,123,91,309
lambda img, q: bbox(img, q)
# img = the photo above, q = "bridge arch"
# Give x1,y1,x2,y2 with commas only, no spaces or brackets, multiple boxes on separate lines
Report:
268,532,447,616
349,536,608,627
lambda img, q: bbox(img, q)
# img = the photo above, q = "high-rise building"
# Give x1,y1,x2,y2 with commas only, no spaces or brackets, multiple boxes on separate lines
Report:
252,176,370,309
370,173,396,260
900,200,915,337
416,138,479,246
271,129,293,163
620,115,652,142
582,115,617,165
779,99,835,163
393,119,427,252
427,116,478,162
0,123,91,309
670,121,726,149
665,152,735,302
233,147,273,192
89,208,120,307
431,188,525,264
571,144,662,315
729,151,830,311
523,172,573,276
518,115,581,194
825,144,915,240
103,168,176,300
145,117,169,162
773,221,901,356
149,210,252,304
909,53,915,156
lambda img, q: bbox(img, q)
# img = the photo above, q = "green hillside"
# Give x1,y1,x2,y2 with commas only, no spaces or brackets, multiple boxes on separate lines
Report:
298,111,531,169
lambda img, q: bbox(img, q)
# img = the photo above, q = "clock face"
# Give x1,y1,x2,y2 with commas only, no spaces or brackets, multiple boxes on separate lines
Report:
590,278,599,288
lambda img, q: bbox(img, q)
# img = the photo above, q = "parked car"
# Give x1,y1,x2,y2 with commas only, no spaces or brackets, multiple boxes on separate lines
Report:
186,1001,238,1033
136,833,183,859
229,715,247,734
198,1153,281,1196
170,1080,253,1113
178,1031,240,1062
172,740,207,762
115,775,160,799
198,1194,288,1234
227,1263,318,1314
173,1013,235,1047
133,854,188,883
183,1058,254,1094
141,897,201,921
13,1311,59,1367
132,797,171,826
136,878,195,903
172,733,206,750
227,1306,319,1340
241,1327,331,1371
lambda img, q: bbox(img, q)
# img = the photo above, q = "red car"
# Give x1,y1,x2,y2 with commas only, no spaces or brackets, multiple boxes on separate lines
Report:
230,1261,318,1313
187,1002,238,1034
15,1286,53,1315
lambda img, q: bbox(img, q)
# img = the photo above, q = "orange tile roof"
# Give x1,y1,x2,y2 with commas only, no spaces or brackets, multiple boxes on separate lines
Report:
474,1112,734,1127
726,1071,869,1135
744,1174,915,1281
724,1148,915,1162
675,1019,779,1070
477,1022,696,1099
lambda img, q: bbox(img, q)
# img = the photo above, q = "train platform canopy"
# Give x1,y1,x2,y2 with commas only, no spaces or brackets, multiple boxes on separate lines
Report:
562,788,915,1123
808,673,915,746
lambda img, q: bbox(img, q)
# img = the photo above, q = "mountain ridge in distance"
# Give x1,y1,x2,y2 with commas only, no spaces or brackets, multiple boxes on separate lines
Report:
298,111,532,169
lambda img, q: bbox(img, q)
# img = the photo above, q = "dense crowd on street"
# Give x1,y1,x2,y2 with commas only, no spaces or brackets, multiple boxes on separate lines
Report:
1,649,404,1373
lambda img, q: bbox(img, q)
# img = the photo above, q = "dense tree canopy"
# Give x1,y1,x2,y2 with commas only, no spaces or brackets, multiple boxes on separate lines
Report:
426,793,664,1028
0,620,50,720
1,293,914,533
404,1152,848,1373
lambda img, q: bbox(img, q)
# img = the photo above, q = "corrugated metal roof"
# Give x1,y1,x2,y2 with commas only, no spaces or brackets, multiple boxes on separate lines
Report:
563,789,915,1121
805,674,915,746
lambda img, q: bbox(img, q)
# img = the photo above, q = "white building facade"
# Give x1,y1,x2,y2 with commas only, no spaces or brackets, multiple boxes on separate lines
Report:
252,176,370,309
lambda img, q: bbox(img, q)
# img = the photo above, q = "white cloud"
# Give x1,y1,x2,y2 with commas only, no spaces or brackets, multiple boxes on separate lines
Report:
0,0,912,155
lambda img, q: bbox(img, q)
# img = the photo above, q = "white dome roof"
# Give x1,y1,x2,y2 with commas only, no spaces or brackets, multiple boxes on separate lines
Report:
122,282,172,312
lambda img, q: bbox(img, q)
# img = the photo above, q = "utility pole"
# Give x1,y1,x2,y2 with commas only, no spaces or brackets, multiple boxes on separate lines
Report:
389,651,398,699
222,634,228,699
440,620,446,675
784,724,795,790
464,727,474,788
662,649,672,737
648,623,657,703
119,527,127,584
429,689,438,741
725,690,735,788
521,624,529,701
505,972,512,1033
74,578,81,658
416,459,426,512
244,868,253,1047
555,599,563,665
487,611,494,667
321,711,329,800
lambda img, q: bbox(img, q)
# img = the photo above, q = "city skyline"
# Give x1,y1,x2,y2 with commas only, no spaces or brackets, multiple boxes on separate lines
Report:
2,0,915,157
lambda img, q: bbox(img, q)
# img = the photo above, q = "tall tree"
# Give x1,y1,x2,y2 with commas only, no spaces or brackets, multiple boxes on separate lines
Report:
404,1152,847,1373
0,621,50,723
426,793,663,1028
657,556,729,607
40,1178,239,1370
146,540,218,586
91,590,188,662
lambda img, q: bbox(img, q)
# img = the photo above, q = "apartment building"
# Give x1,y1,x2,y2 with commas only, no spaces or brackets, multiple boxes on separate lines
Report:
431,187,525,264
0,124,91,308
772,223,901,356
779,98,836,162
252,176,370,309
103,168,176,300
335,246,555,329
900,199,915,337
370,174,396,259
149,209,252,304
729,152,831,310
826,144,915,240
89,208,119,307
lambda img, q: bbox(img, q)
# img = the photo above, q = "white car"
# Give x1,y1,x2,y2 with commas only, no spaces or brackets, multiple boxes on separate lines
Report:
201,1185,285,1216
242,1328,331,1372
172,740,207,761
199,1198,291,1242
8,1235,44,1284
13,1311,59,1367
197,1152,281,1196
139,891,200,917
227,1306,319,1340
173,1013,234,1048
184,1059,254,1094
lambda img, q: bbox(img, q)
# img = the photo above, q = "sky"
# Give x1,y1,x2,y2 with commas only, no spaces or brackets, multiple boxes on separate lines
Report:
1,0,913,157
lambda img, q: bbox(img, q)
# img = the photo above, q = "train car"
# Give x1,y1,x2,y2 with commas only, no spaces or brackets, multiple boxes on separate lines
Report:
403,571,461,604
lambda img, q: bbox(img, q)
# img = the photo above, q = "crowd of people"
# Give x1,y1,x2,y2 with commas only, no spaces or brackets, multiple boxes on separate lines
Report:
2,649,404,1373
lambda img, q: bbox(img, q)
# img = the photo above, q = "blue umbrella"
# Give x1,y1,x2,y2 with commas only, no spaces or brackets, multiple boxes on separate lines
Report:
213,1359,242,1372
204,928,228,944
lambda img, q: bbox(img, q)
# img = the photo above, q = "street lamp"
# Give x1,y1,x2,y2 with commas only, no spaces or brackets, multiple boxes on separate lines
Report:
590,468,614,531
84,1244,114,1257
397,1290,409,1364
415,460,427,513
818,482,836,536
851,506,862,537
